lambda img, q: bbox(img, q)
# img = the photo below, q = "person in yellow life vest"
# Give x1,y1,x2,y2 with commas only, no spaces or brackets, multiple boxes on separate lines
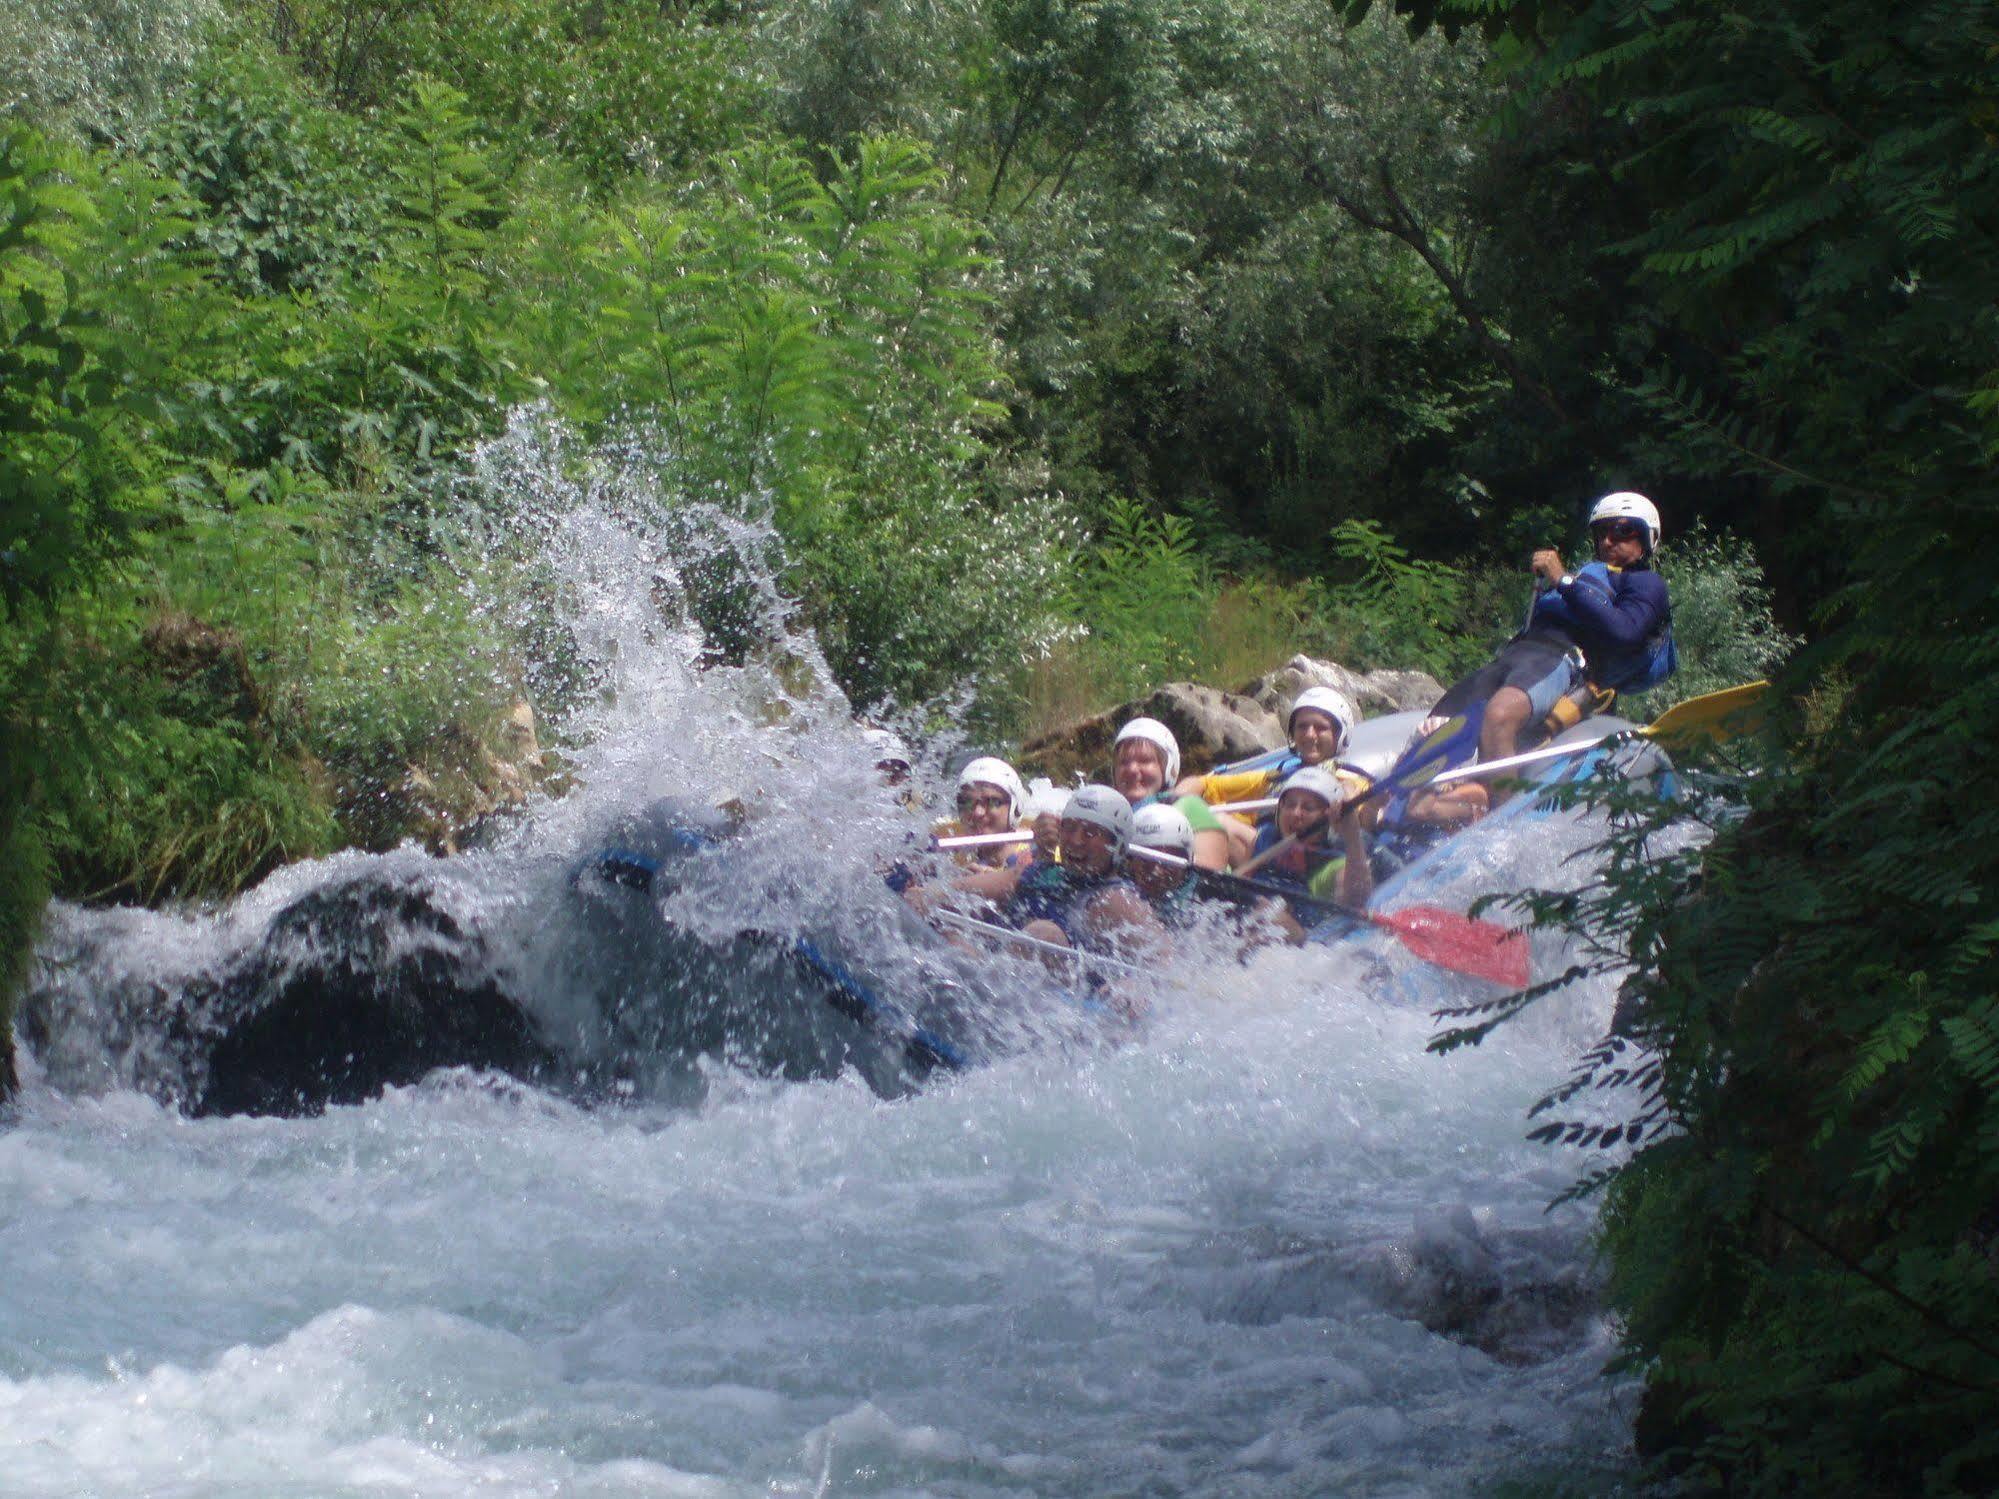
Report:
1172,687,1372,867
932,756,1033,869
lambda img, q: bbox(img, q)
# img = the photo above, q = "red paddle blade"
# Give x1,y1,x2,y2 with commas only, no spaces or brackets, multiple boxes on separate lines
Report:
1368,904,1530,988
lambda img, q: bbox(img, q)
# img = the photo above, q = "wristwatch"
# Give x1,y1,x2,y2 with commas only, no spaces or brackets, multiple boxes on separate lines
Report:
1558,573,1575,589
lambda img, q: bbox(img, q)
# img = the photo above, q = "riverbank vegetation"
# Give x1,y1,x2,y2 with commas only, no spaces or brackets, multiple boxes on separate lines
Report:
5,0,1990,1487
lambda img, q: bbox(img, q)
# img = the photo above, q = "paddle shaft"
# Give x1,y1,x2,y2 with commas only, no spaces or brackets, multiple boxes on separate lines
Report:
1129,844,1345,923
932,793,1280,852
1428,733,1620,786
929,908,1146,977
1426,679,1772,787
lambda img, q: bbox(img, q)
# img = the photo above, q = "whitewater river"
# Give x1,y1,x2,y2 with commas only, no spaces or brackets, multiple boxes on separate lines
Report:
1,942,1629,1497
0,416,1637,1495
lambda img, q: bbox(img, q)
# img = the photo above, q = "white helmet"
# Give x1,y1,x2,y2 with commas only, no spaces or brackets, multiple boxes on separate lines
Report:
861,726,910,769
955,756,1027,820
1588,491,1662,552
1130,802,1195,857
1279,764,1348,813
1061,783,1134,851
1021,776,1069,821
1287,686,1358,754
1113,716,1181,789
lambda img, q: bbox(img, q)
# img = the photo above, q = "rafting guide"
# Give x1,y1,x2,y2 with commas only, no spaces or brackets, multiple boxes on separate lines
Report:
1379,491,1678,832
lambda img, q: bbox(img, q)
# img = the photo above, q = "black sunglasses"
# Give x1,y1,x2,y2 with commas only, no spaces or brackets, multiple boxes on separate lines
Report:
1592,519,1647,543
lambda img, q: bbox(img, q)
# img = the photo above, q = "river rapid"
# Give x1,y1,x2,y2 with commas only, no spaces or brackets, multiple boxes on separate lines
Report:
2,415,1636,1496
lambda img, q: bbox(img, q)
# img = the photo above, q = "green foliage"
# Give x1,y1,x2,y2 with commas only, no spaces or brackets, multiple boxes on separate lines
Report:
140,39,389,296
501,132,1049,707
1646,527,1798,710
1389,0,1999,1492
1061,499,1214,690
28,617,339,900
756,0,1530,553
0,0,221,140
0,127,177,611
1324,517,1508,679
264,0,753,182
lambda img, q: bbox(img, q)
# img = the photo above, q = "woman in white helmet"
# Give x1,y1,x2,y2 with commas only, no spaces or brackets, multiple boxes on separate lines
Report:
1107,715,1240,872
1244,765,1375,926
934,756,1032,869
1173,685,1372,868
1126,802,1205,927
1111,717,1180,804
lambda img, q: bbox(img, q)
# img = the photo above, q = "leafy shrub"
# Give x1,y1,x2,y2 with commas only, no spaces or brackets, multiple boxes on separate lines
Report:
1323,517,1506,680
141,39,390,297
1061,499,1214,690
29,620,338,900
799,464,1078,712
1647,525,1797,711
0,0,220,139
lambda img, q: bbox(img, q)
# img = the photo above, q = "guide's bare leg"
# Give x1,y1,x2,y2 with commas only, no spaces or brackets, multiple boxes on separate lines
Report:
1479,686,1533,805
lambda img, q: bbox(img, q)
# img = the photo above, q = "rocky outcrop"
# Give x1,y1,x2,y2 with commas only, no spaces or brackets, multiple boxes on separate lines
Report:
1241,654,1445,718
189,876,553,1116
1017,657,1446,783
1018,681,1285,783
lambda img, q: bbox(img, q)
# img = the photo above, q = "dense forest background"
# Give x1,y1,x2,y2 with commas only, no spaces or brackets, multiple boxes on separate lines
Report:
4,0,1996,1491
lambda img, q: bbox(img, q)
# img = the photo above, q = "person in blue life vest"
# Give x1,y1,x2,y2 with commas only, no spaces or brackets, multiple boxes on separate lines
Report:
943,785,1163,963
1399,490,1677,819
1126,803,1206,928
1247,766,1375,940
1007,786,1162,959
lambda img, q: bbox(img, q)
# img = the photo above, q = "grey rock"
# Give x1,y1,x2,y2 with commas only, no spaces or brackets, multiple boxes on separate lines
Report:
1019,680,1283,782
1242,654,1445,718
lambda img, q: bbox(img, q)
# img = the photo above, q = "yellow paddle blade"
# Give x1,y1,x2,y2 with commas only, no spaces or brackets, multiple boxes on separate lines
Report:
1643,680,1770,750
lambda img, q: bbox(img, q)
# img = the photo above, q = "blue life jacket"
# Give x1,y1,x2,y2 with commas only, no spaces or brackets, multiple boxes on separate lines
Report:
1531,561,1677,693
1008,861,1136,950
1248,820,1343,897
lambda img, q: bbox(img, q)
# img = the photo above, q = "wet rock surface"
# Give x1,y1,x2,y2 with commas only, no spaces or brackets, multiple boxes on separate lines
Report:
19,873,555,1118
1018,658,1447,784
1018,680,1284,783
187,877,555,1117
1165,1209,1604,1369
1241,654,1445,719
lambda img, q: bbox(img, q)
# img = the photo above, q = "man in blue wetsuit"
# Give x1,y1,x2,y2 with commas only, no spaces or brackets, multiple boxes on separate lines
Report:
1412,491,1675,811
1005,785,1162,959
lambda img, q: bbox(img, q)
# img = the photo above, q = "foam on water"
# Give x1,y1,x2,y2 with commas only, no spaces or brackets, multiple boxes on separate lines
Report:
3,971,1629,1496
4,411,1642,1494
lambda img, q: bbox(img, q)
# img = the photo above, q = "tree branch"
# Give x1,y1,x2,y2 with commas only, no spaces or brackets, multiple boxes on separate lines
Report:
1368,161,1573,426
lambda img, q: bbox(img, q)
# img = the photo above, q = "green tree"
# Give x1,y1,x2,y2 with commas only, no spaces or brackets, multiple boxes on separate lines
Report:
1368,0,1999,1489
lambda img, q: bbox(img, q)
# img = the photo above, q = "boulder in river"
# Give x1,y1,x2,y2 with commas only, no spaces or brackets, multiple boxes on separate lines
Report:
189,875,556,1117
18,871,555,1118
